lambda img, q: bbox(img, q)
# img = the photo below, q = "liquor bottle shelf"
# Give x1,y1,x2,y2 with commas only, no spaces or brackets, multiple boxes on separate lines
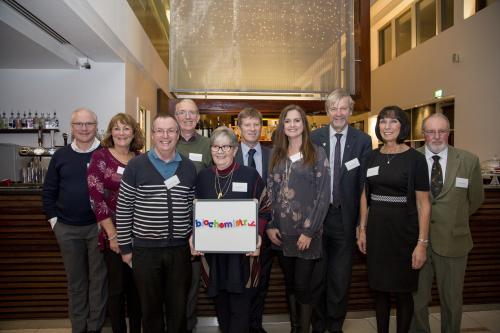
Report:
0,129,60,134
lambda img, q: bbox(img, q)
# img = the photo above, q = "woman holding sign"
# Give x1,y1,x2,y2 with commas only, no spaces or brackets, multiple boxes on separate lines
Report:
267,105,330,333
192,126,271,333
356,106,430,333
87,113,144,333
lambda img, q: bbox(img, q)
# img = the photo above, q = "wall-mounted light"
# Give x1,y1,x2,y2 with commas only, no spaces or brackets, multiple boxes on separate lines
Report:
434,89,443,99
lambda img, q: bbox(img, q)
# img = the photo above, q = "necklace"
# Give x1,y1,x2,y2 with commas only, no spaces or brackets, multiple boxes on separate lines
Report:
214,164,236,199
110,148,134,165
385,154,397,164
381,145,401,164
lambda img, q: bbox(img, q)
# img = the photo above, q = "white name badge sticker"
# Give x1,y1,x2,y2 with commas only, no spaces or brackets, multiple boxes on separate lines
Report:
164,175,180,189
87,163,90,169
367,166,379,177
290,152,303,163
232,182,248,192
189,153,203,162
345,158,360,171
116,166,125,175
455,177,469,188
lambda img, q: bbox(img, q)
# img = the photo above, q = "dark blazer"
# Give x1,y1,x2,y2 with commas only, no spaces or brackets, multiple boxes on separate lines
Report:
311,125,372,233
235,143,271,182
417,146,484,257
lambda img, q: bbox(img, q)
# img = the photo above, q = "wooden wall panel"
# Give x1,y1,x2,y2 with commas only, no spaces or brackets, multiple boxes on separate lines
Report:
1,189,499,319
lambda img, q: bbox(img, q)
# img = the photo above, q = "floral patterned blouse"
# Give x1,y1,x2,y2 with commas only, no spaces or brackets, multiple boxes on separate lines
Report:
87,147,139,250
267,145,331,259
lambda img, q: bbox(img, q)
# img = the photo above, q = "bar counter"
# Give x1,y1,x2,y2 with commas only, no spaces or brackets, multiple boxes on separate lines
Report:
0,187,499,319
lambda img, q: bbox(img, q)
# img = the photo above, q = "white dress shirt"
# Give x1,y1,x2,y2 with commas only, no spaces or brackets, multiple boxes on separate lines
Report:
241,142,263,178
329,125,348,203
425,145,448,183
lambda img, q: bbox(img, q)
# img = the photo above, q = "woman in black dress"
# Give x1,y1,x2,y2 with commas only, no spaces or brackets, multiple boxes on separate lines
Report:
357,106,430,333
190,126,271,333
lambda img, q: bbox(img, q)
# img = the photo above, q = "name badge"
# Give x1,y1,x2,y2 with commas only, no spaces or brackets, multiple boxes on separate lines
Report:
290,152,303,163
367,166,379,177
116,166,125,175
232,182,248,192
164,175,180,189
189,153,203,162
345,158,360,171
455,177,469,188
86,163,90,169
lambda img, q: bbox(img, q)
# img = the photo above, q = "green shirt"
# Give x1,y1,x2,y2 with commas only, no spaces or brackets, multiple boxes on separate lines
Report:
176,133,212,173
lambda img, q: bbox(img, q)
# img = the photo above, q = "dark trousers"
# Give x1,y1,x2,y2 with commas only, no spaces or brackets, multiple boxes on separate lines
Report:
312,205,355,332
53,222,108,333
249,233,274,330
186,258,201,331
132,245,191,333
215,289,253,333
103,249,141,333
277,252,317,304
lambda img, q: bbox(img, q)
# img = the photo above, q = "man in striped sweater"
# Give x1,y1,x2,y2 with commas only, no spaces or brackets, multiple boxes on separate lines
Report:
116,114,197,333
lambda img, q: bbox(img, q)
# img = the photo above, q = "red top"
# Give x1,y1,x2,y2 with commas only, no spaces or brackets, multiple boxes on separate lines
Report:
87,147,139,249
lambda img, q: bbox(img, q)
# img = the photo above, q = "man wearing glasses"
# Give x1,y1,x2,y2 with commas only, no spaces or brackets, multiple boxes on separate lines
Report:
174,98,212,332
175,99,212,172
116,114,197,333
411,113,484,333
43,108,107,333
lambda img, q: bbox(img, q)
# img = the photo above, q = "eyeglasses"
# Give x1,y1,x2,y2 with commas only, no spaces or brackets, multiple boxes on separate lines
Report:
423,129,449,136
153,128,178,136
328,106,350,113
175,110,198,117
210,145,233,152
72,122,97,128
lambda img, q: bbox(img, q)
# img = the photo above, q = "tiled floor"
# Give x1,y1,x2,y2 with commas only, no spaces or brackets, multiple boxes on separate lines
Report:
1,305,499,333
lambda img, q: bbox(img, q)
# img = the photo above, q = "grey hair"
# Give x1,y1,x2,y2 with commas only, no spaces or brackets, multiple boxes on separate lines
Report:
325,88,354,112
210,126,238,146
175,99,199,113
421,113,451,132
71,107,98,124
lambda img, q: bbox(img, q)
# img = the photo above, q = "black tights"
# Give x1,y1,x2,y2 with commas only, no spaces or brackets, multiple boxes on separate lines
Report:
375,291,413,333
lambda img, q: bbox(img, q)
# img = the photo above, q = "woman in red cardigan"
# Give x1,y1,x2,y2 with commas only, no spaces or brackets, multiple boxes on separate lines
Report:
87,113,144,333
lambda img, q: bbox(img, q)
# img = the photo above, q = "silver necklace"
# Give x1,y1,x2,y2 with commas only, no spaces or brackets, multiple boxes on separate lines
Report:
385,154,397,164
381,145,401,164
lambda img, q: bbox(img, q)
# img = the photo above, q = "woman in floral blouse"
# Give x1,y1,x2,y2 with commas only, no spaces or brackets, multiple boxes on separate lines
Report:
267,105,330,333
87,113,144,333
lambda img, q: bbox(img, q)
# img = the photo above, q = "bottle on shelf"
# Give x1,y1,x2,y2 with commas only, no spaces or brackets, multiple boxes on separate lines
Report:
207,119,213,137
0,112,5,129
201,120,210,137
21,112,27,129
26,111,34,129
44,112,52,129
8,112,15,129
33,111,39,129
15,112,22,129
53,111,59,128
195,121,202,135
39,112,45,129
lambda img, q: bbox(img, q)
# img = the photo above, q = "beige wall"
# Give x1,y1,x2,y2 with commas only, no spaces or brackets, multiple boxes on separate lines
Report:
371,2,500,161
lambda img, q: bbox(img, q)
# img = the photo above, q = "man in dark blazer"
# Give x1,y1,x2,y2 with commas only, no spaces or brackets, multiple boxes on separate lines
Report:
311,89,372,333
410,113,484,333
235,107,271,333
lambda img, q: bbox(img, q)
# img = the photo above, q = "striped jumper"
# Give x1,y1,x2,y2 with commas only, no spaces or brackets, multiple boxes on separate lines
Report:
116,153,197,254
